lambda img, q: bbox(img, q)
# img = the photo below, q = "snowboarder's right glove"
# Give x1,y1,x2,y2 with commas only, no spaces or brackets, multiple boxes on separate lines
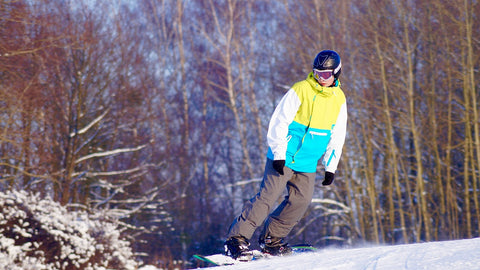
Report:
272,160,285,175
322,172,335,186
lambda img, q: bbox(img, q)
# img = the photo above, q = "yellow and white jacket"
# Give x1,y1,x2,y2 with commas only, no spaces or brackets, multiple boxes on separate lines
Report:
266,72,347,173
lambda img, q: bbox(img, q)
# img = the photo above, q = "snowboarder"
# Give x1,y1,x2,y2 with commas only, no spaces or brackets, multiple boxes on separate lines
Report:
224,50,348,260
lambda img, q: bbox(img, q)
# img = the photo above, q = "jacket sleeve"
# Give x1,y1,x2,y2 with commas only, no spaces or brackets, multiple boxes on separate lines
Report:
322,102,347,173
267,89,301,160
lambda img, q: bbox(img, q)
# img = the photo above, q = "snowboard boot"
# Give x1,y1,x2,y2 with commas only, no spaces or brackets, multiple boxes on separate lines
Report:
260,235,293,256
224,236,253,261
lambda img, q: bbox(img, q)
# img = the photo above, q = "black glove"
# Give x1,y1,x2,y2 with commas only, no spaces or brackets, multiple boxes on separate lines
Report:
272,160,285,175
322,172,335,186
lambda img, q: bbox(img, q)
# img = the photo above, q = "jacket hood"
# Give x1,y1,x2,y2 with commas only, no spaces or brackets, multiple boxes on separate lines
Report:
306,72,341,97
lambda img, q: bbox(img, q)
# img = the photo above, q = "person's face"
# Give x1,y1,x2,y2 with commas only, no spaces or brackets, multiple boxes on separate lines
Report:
313,69,335,87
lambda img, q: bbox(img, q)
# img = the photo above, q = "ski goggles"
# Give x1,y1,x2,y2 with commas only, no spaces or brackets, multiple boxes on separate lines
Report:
313,69,333,80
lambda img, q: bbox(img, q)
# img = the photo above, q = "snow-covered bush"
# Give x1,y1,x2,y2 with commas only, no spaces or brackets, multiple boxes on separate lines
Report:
0,190,138,270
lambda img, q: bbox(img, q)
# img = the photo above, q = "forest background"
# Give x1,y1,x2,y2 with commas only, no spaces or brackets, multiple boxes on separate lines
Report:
0,0,479,268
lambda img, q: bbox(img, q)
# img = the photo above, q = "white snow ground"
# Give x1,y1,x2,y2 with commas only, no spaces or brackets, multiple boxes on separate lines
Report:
196,238,480,270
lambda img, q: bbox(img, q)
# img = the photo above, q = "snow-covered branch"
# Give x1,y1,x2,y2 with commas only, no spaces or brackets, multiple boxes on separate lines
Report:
310,198,352,212
0,190,138,269
69,109,110,138
72,162,163,178
74,143,148,164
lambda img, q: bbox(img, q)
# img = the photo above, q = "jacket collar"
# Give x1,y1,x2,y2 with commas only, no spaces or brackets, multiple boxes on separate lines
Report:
306,72,341,96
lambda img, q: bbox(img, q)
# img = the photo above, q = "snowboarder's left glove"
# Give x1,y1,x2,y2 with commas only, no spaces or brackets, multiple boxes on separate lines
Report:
322,172,335,186
272,160,285,175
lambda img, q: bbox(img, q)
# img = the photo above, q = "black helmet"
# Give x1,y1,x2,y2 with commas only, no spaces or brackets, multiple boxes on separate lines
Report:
313,50,342,79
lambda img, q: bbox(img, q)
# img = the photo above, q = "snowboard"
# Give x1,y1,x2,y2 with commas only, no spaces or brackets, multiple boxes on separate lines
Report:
193,245,317,266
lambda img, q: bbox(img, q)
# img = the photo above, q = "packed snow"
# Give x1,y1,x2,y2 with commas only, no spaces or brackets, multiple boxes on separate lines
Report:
194,238,480,270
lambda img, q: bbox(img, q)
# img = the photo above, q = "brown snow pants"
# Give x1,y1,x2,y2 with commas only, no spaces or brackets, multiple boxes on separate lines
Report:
227,158,316,241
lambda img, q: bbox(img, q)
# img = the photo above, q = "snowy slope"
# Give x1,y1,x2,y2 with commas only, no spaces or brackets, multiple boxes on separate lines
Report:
197,238,480,270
